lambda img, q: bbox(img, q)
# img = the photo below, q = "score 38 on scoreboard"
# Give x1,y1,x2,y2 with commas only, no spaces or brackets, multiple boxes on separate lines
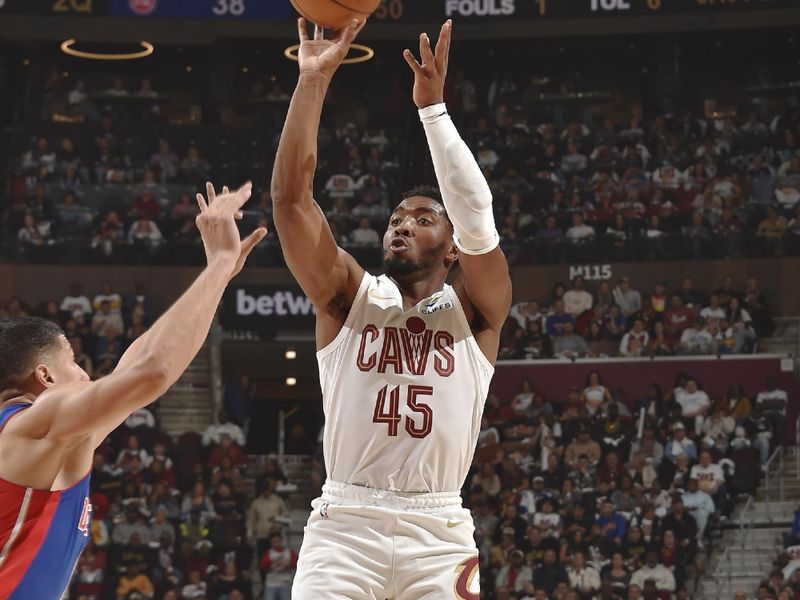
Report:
0,0,794,21
0,0,293,19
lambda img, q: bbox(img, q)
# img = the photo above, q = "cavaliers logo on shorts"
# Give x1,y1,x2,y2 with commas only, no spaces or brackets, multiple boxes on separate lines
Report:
453,555,480,600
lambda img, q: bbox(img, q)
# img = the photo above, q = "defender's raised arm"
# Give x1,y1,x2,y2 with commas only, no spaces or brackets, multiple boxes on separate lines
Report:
271,19,366,348
4,183,266,448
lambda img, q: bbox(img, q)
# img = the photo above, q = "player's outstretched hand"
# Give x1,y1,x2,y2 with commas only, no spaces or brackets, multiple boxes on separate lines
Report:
404,20,452,109
195,182,268,279
296,17,367,82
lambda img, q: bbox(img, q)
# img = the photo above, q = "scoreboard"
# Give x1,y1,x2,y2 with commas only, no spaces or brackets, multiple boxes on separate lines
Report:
0,0,795,22
377,0,799,23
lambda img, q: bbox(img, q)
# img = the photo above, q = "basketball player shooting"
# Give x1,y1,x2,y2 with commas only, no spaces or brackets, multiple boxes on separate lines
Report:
272,18,512,599
0,183,265,600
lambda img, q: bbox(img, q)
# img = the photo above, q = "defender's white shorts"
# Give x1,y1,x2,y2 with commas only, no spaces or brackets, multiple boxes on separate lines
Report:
292,480,480,600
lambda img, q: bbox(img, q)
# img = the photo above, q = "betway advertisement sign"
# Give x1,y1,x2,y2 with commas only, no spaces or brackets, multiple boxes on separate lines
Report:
220,286,316,332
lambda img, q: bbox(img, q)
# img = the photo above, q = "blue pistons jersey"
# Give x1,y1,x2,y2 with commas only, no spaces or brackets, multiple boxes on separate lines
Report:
0,403,92,600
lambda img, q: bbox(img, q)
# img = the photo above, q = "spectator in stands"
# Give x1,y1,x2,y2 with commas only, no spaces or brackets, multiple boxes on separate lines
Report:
565,213,595,257
149,505,176,551
181,568,208,599
545,299,574,337
129,218,163,252
702,403,735,452
116,562,155,599
125,405,156,430
664,423,697,465
595,497,626,553
630,549,675,594
150,141,179,181
180,147,211,182
350,217,381,246
566,425,602,468
532,548,569,596
678,321,715,355
613,277,642,318
756,377,789,445
203,414,246,447
553,322,591,358
536,215,566,263
113,507,151,546
94,282,124,312
60,281,93,318
563,276,593,318
247,480,288,557
683,212,711,259
647,321,673,356
496,548,534,593
567,550,601,598
619,319,649,357
700,294,727,322
784,508,800,548
664,294,694,341
105,77,130,97
757,206,788,254
179,508,211,559
630,426,664,467
208,433,246,469
580,371,612,417
181,482,216,524
17,212,50,247
92,211,127,256
677,379,712,434
92,299,125,337
258,531,297,600
682,477,715,548
726,297,756,354
117,434,150,471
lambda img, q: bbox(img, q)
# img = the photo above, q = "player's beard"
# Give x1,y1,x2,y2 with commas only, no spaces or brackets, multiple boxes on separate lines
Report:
384,254,426,277
383,240,447,278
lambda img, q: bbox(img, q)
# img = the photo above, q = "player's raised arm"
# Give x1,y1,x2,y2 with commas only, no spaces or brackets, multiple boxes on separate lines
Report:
271,19,366,345
403,21,512,332
11,183,267,444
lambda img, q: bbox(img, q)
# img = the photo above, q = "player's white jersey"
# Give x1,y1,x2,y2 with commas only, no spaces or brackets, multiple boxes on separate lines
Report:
317,273,494,494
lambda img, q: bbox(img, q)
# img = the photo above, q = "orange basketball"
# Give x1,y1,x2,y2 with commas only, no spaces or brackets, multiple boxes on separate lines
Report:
290,0,381,30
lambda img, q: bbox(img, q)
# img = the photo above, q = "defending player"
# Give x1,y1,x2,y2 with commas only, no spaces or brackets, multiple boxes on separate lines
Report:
271,18,511,598
0,183,265,600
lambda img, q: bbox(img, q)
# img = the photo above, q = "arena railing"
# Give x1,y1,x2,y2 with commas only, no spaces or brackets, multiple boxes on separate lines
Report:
795,412,800,479
763,446,785,518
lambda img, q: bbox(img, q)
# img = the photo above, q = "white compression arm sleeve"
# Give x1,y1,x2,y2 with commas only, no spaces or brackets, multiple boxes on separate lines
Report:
419,103,500,256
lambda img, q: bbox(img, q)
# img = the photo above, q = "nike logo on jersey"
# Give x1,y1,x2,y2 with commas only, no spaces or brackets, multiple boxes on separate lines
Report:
447,520,464,528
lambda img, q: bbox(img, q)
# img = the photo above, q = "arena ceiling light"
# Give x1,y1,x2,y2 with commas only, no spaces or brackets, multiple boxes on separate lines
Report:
60,39,155,61
284,43,374,65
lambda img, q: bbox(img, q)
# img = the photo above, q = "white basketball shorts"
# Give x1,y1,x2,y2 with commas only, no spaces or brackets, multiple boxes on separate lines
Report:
292,480,480,600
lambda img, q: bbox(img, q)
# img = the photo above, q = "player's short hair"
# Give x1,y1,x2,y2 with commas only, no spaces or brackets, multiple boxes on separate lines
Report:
402,185,443,205
0,317,63,388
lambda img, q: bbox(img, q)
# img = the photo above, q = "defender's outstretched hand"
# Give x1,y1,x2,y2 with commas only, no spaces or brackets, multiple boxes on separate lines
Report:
296,18,367,82
404,20,452,109
195,182,268,278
